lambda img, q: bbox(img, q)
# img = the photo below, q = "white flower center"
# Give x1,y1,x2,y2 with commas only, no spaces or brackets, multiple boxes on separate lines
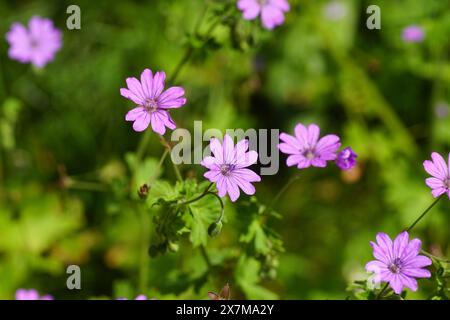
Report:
143,98,158,112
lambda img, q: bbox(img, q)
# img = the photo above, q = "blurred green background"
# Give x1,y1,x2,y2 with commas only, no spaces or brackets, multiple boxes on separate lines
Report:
0,0,449,300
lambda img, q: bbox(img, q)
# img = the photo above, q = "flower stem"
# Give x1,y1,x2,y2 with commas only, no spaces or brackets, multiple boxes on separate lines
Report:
200,245,212,269
179,183,213,205
270,174,301,208
138,204,150,293
376,283,390,300
405,196,443,232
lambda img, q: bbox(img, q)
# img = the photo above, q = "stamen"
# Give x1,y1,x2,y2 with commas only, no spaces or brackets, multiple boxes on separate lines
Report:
388,258,403,274
220,164,234,176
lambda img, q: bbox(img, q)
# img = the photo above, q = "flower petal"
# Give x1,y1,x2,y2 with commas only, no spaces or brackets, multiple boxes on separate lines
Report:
126,77,146,101
209,138,223,163
389,274,405,294
125,107,146,121
261,5,285,30
222,134,235,164
232,168,261,182
393,231,409,259
226,178,240,202
152,71,166,98
402,267,431,279
307,124,320,147
375,233,393,261
158,86,187,109
132,112,151,132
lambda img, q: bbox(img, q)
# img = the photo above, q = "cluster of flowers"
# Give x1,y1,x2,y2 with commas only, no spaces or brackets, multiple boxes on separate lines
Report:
120,68,358,202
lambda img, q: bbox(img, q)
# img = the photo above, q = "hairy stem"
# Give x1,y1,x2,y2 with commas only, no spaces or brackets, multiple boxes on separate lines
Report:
406,196,443,232
138,204,150,293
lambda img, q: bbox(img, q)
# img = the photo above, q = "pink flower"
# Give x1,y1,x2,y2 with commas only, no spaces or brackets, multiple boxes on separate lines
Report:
335,147,357,171
117,295,147,300
120,69,187,134
402,25,425,43
15,289,54,300
366,232,432,294
423,152,450,199
6,16,62,68
237,0,290,30
278,123,341,169
201,135,261,202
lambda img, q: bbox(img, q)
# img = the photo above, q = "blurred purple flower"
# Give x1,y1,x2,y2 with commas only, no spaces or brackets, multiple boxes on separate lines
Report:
6,16,62,68
237,0,290,30
366,232,432,294
423,152,450,199
16,289,54,300
335,147,357,171
201,134,261,202
434,102,449,119
402,25,425,43
278,123,341,169
117,295,147,300
323,1,348,21
120,69,187,134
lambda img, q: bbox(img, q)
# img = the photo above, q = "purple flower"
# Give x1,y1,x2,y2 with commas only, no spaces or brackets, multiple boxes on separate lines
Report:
117,295,147,300
120,69,187,134
278,123,341,169
237,0,290,30
15,289,54,300
6,16,62,68
423,152,450,199
335,147,357,171
402,25,425,43
366,232,432,294
201,134,261,202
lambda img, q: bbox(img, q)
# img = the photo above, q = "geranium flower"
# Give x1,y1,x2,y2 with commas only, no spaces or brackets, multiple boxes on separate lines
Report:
402,25,425,43
237,0,290,30
335,147,357,171
15,289,53,300
423,152,450,199
201,135,261,202
120,69,187,134
6,16,62,68
365,232,432,294
278,123,341,169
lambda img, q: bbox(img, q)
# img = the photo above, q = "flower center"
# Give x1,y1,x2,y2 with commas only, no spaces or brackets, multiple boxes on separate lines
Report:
30,38,40,49
143,98,158,112
447,178,450,189
388,258,403,274
220,164,234,176
257,0,267,5
303,149,316,160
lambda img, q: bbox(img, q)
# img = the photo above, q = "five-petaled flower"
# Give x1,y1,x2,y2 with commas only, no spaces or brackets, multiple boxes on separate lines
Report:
365,232,432,295
278,123,341,169
120,69,187,134
6,16,62,68
201,135,261,202
423,152,450,199
15,288,53,300
237,0,290,30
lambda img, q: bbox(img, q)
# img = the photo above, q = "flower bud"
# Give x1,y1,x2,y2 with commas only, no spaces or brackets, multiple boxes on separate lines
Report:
208,221,223,237
138,184,150,200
